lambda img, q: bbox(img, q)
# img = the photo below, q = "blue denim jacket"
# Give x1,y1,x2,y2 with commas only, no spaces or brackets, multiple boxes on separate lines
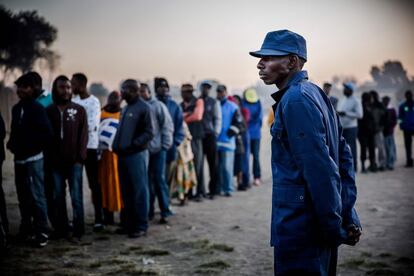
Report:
270,71,361,271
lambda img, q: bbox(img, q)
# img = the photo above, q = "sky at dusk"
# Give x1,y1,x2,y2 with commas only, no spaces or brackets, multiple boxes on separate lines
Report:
2,0,414,92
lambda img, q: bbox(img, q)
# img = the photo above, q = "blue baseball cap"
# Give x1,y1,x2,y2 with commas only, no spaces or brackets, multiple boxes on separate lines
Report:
343,82,356,91
249,30,307,61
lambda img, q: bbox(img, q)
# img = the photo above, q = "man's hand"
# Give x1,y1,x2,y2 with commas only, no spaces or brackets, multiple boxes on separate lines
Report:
344,224,361,246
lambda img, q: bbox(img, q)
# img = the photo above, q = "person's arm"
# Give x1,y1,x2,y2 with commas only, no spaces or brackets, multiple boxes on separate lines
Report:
390,108,397,128
173,105,185,146
227,108,244,137
184,99,204,123
160,103,174,150
213,100,222,136
258,101,263,127
283,99,347,246
132,106,155,149
78,107,89,162
0,112,5,142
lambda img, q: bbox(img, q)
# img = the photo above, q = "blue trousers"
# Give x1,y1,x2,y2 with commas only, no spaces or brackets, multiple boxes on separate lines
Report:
52,163,84,237
15,159,48,236
218,150,235,194
250,138,261,179
274,246,337,276
118,150,149,233
384,134,396,169
149,150,172,218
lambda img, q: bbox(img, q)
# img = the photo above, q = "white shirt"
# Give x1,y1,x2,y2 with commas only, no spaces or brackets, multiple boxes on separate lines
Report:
337,95,363,129
73,94,101,149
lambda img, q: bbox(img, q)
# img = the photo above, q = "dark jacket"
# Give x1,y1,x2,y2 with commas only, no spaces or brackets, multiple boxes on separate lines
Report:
7,99,53,161
46,102,88,167
242,99,263,139
0,112,6,162
157,95,185,162
399,100,414,131
371,101,387,133
383,107,397,136
358,103,376,137
113,97,155,156
270,71,360,273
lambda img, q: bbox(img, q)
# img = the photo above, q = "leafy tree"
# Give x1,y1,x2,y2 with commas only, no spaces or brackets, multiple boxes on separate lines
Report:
0,5,59,81
370,60,410,89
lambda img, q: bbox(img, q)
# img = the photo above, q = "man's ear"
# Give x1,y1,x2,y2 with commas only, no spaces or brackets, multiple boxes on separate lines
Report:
288,55,299,69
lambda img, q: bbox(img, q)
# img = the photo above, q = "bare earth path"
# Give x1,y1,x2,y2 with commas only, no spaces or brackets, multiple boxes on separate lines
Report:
1,129,413,275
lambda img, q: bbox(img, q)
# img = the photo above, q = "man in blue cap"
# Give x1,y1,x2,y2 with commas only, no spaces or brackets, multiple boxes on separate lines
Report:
250,30,361,275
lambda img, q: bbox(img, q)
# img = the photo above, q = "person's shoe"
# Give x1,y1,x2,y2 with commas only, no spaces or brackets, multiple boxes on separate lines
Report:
93,223,105,232
67,235,82,245
253,178,261,186
405,160,414,168
193,195,203,202
224,192,232,197
115,228,127,235
159,217,168,224
34,233,48,248
128,231,146,239
238,186,247,191
378,166,385,172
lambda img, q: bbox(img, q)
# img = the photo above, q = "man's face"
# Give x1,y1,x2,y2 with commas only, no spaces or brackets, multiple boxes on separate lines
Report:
71,77,82,95
156,81,169,97
216,90,226,101
121,84,138,103
323,85,331,95
56,80,72,103
181,89,192,102
201,85,210,97
256,56,290,85
16,85,34,100
139,86,151,101
344,88,353,97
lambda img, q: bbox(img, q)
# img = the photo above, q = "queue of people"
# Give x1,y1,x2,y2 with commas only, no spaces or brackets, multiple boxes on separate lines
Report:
0,71,265,249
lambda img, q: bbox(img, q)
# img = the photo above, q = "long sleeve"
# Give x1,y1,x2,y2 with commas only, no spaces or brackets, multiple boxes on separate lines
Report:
160,103,174,150
173,104,185,146
337,116,361,229
344,99,363,119
184,99,204,123
213,100,222,136
78,107,89,162
283,99,347,245
133,107,155,149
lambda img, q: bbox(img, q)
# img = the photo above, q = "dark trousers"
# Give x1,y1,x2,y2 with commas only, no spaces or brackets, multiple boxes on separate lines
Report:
192,138,205,197
403,130,414,165
274,247,337,276
149,150,172,218
15,159,49,236
241,132,251,189
343,127,358,171
358,132,376,169
85,149,103,224
118,150,149,233
250,138,261,179
202,133,218,195
52,164,84,237
44,160,61,231
0,162,8,235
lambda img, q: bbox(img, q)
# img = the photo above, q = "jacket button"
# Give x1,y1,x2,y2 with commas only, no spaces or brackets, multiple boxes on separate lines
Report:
299,195,304,200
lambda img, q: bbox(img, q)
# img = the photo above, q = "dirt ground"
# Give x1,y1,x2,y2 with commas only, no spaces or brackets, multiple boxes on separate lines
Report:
0,127,413,276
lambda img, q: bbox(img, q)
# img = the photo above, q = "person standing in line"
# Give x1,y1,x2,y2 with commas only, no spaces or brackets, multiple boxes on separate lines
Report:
216,85,243,197
7,73,52,247
323,82,338,110
180,84,205,201
358,92,377,173
370,90,387,171
250,29,361,275
382,96,397,170
46,75,88,243
140,83,174,224
98,91,123,225
199,82,222,199
71,73,105,231
399,90,414,168
154,78,185,184
229,95,249,191
337,82,363,171
112,79,155,238
0,110,8,246
242,88,263,186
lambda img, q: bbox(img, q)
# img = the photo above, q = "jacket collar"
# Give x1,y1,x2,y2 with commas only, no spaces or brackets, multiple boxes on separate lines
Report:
271,70,308,111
